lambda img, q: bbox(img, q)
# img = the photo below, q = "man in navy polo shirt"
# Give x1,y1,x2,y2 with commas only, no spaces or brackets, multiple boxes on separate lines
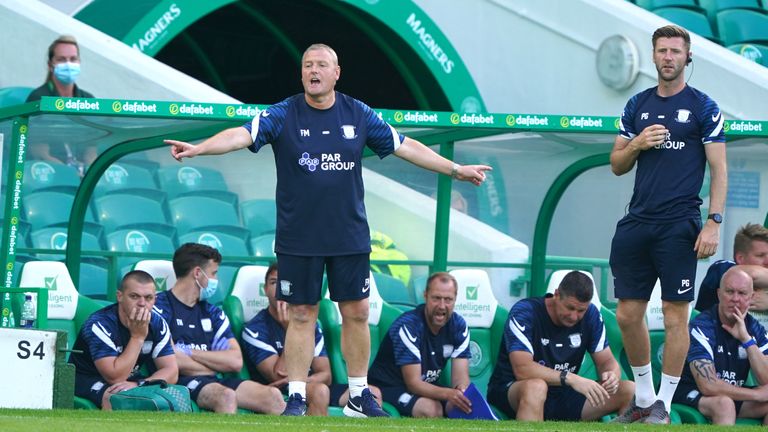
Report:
70,270,177,409
695,223,768,321
165,43,491,417
154,243,285,414
368,272,473,417
673,267,768,424
487,271,634,421
609,25,727,424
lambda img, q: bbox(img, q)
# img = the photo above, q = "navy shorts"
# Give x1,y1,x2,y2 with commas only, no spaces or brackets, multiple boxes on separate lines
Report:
276,253,371,305
378,386,446,417
178,375,244,402
329,383,348,407
610,216,701,302
673,383,745,414
74,375,109,408
487,382,586,421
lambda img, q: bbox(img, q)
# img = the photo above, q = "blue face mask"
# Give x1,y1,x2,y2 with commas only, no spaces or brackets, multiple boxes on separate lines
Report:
196,270,219,301
53,62,81,85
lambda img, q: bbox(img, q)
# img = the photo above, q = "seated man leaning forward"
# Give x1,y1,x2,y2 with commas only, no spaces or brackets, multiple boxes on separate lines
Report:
154,243,285,414
368,272,474,418
242,262,384,415
673,266,768,425
69,270,178,410
487,270,634,421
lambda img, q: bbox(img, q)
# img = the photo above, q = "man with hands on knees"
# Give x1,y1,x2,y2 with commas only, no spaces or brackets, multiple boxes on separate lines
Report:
154,243,285,414
673,267,768,424
487,271,634,421
69,270,178,410
368,272,474,417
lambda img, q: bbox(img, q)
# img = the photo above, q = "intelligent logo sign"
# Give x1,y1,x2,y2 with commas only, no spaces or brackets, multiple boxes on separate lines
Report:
132,3,182,53
406,12,454,73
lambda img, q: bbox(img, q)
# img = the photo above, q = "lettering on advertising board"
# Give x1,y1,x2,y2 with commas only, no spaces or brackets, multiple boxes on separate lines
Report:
132,3,182,53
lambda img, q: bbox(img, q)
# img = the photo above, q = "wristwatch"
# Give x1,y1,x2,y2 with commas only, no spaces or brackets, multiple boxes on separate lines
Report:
560,370,569,387
708,213,723,224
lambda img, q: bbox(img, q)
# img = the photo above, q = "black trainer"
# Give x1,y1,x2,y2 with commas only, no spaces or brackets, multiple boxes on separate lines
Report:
343,388,390,418
281,393,307,416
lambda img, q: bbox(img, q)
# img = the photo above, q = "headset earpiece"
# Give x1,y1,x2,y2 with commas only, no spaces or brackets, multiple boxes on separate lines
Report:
686,53,692,65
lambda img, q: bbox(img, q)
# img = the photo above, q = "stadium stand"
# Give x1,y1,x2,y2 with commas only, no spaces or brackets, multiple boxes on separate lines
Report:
636,0,705,12
371,272,418,312
105,229,176,279
168,195,246,237
0,86,33,107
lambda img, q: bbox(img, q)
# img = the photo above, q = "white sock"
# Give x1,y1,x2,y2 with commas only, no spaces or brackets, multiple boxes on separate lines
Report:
657,373,680,413
348,376,367,398
288,381,306,399
631,364,656,408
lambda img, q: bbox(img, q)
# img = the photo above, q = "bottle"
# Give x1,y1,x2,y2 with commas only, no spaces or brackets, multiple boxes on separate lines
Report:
20,294,36,329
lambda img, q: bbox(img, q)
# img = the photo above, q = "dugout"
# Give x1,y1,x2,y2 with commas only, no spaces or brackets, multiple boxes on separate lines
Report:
1,97,767,314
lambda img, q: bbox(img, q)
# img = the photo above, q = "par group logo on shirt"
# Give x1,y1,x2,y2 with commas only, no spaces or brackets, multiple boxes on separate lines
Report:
298,152,320,172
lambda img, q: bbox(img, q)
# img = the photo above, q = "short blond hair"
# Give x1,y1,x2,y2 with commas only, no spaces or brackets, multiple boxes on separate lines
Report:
303,43,338,65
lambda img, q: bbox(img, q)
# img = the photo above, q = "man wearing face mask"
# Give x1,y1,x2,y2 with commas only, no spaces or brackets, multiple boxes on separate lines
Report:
26,35,93,101
153,243,285,414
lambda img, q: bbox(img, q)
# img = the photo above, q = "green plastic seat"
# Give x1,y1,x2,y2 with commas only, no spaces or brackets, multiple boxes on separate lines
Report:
250,233,275,258
23,161,81,195
106,228,176,276
168,196,245,237
157,165,238,207
372,272,417,311
22,190,100,234
240,199,277,237
93,163,160,199
654,7,720,43
716,9,768,46
179,230,251,257
29,227,102,260
637,0,704,12
94,193,172,233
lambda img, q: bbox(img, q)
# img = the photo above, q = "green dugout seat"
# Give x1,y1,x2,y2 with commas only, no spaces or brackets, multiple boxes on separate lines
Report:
93,163,161,200
240,199,277,238
372,271,417,312
131,260,177,294
23,190,99,232
94,193,172,234
106,228,176,277
716,9,768,46
157,165,239,207
23,161,81,195
250,233,276,258
179,230,251,257
168,196,246,238
700,0,764,22
447,269,508,399
29,227,102,261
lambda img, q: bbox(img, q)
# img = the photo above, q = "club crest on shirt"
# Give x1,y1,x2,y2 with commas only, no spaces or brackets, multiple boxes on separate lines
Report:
675,109,691,123
142,341,153,354
443,344,454,358
201,318,212,332
568,333,582,348
341,125,357,139
281,280,292,296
